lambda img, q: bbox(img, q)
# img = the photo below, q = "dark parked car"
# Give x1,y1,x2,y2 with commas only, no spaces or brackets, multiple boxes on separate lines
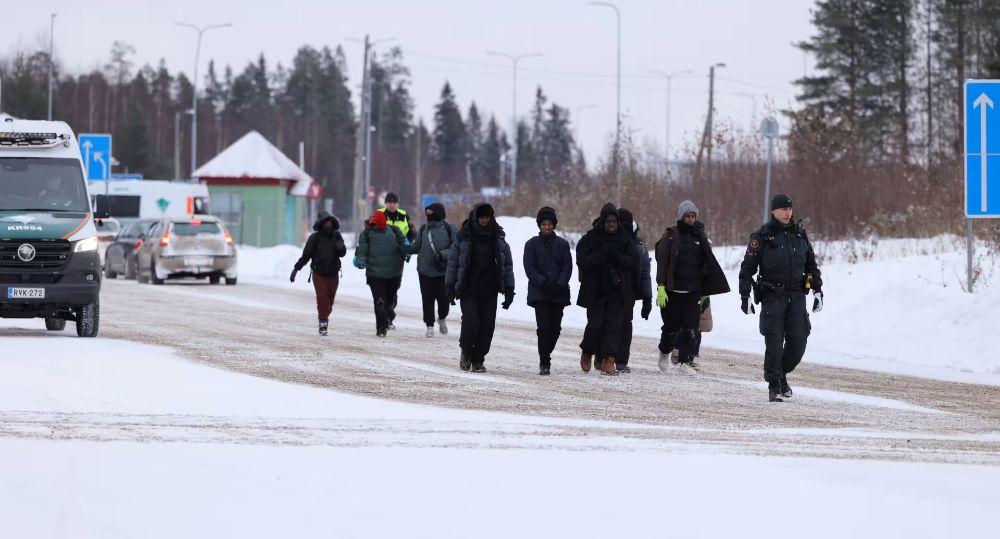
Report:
104,219,158,280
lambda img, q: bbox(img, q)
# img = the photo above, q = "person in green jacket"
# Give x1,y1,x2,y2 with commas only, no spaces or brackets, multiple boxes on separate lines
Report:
354,211,408,337
407,202,458,338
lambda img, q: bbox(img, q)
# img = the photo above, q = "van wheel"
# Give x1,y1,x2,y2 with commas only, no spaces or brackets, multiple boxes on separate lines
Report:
209,275,221,285
225,277,238,285
150,260,164,285
76,301,99,338
45,318,66,331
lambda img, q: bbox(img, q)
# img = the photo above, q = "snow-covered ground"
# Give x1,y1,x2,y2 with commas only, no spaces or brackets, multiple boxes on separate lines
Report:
240,218,1000,384
1,327,997,537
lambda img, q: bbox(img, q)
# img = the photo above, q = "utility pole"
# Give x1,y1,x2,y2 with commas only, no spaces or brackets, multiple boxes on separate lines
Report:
175,22,232,178
415,124,423,215
695,62,725,182
589,1,622,206
47,13,56,121
174,111,181,179
486,51,543,190
351,35,371,234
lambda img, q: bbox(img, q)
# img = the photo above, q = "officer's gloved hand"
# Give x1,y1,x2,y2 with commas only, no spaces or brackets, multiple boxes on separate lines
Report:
502,288,515,310
741,295,755,315
641,299,652,320
655,285,668,308
289,269,298,283
812,289,824,313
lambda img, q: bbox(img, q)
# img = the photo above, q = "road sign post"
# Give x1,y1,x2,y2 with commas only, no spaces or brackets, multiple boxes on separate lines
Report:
963,81,1000,292
760,117,779,224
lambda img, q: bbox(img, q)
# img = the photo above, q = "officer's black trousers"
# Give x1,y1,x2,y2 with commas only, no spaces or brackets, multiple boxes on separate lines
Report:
759,291,811,384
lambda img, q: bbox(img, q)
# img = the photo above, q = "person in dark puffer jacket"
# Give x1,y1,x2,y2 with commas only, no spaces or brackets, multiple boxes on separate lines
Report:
445,203,515,373
291,211,347,336
408,202,459,337
355,211,408,337
615,208,653,373
523,206,572,375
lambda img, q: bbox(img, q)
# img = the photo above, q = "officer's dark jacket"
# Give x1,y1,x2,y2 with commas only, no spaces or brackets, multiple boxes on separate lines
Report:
738,218,822,297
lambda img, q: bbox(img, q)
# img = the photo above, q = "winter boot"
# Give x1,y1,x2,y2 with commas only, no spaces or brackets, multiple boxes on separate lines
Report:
376,329,387,338
768,381,784,402
616,363,631,374
425,325,434,338
539,359,551,376
780,376,794,399
460,351,472,372
438,318,448,335
580,352,593,373
319,320,329,336
600,357,618,376
471,357,487,373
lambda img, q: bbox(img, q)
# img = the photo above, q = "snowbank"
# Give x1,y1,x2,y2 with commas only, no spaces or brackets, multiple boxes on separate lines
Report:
238,219,1000,383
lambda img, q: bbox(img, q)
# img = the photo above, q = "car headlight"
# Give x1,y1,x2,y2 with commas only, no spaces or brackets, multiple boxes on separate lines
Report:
73,236,99,253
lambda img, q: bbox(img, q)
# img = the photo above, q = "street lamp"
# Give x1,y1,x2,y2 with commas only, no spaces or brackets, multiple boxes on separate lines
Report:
47,13,56,121
175,21,232,179
588,1,622,206
486,51,543,190
651,69,693,161
174,109,193,180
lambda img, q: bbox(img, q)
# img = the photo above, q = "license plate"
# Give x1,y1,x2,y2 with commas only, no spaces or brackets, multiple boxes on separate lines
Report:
185,256,212,266
7,287,45,299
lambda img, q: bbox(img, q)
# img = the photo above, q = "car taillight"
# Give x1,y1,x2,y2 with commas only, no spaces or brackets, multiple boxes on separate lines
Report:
160,230,170,247
133,240,143,250
224,231,233,244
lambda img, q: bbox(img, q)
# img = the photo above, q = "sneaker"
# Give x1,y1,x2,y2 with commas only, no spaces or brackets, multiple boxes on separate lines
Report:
376,329,387,338
780,377,794,398
688,359,701,371
460,352,472,371
539,365,551,376
674,362,696,376
319,320,329,336
671,349,680,364
388,323,396,331
658,352,671,373
769,389,784,402
425,326,434,338
438,318,448,335
616,364,631,374
471,361,487,373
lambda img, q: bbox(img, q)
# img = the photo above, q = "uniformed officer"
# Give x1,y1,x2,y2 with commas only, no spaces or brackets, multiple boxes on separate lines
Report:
738,194,823,402
376,192,415,329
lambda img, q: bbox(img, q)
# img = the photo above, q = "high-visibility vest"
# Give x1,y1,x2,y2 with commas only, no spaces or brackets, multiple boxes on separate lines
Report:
377,208,410,237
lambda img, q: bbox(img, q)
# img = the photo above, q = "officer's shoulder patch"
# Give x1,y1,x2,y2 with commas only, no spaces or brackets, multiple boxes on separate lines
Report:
750,239,760,249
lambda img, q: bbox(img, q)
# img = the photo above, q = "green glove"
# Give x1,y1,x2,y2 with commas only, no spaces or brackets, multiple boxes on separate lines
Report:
656,285,668,308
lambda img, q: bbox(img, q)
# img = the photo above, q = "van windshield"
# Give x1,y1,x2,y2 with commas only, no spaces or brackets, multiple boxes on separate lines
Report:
0,158,89,212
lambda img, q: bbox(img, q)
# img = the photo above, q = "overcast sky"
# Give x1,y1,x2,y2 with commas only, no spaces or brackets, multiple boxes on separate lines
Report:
7,0,815,164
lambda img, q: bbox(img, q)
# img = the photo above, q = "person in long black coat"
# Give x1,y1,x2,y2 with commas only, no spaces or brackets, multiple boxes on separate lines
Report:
615,208,653,373
575,203,642,376
523,206,573,375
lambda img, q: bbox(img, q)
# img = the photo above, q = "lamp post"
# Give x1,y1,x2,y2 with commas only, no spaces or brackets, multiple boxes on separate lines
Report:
651,69,693,161
175,22,232,178
47,13,57,121
588,1,621,205
486,51,543,190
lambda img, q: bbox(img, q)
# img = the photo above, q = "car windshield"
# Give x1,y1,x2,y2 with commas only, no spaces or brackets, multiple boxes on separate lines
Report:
0,157,89,212
171,222,222,236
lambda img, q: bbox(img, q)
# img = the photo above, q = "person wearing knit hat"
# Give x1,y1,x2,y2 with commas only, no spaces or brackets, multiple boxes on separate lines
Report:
355,211,408,337
654,200,730,374
738,193,823,402
407,202,459,337
523,206,572,375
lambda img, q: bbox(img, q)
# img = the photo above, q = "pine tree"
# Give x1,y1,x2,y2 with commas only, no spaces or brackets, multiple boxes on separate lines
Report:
465,102,484,190
481,116,504,188
432,82,467,189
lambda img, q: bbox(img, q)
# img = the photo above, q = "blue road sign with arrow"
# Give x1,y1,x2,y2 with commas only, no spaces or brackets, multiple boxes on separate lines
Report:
78,133,112,181
965,81,1000,218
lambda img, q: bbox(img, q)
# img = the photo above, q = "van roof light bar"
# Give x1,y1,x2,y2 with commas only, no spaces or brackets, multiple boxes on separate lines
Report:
0,132,70,149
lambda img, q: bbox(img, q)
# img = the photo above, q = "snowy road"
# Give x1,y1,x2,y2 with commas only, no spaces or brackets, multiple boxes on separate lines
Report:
85,278,1000,465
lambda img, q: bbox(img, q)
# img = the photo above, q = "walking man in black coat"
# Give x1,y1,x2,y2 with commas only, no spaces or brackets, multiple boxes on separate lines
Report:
615,208,653,373
445,203,515,373
523,207,573,375
576,203,642,376
739,194,823,402
290,211,347,336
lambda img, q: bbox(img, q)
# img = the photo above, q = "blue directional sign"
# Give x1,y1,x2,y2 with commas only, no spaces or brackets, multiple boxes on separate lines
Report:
965,81,1000,218
78,133,112,181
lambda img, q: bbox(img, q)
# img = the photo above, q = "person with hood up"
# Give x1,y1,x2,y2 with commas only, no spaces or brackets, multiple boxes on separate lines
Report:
445,203,515,373
615,208,653,373
354,211,408,338
408,202,458,337
290,211,347,336
654,200,730,374
523,206,573,375
576,203,642,376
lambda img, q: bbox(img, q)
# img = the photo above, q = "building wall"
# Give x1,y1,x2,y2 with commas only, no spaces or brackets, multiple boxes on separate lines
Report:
208,185,289,247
